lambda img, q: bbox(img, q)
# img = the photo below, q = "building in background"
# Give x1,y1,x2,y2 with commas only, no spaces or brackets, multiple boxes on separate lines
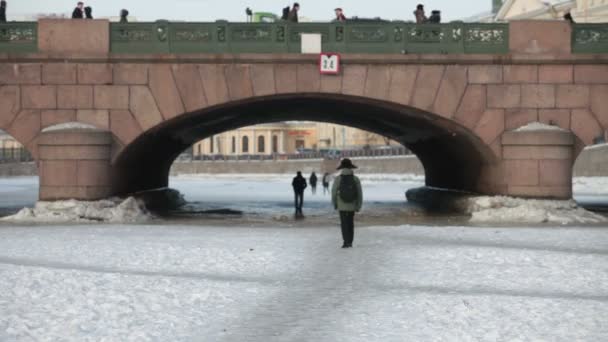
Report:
468,0,608,22
0,130,22,149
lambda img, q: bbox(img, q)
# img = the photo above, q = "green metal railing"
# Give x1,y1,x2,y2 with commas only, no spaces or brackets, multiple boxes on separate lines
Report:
109,21,510,55
572,24,608,54
0,22,38,53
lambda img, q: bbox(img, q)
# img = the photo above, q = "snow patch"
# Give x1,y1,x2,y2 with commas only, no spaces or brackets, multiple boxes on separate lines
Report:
514,122,567,132
461,196,606,224
41,122,100,132
1,197,151,223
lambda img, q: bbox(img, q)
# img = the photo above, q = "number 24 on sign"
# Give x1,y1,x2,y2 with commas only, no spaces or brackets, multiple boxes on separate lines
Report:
319,53,340,75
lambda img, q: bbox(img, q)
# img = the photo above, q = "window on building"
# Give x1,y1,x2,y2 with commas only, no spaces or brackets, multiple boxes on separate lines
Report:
197,144,201,155
295,139,305,150
216,137,222,154
272,135,279,153
232,136,236,154
258,136,265,153
209,136,214,154
242,136,249,153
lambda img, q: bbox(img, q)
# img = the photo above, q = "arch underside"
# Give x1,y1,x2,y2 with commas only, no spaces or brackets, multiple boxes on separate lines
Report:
113,93,497,195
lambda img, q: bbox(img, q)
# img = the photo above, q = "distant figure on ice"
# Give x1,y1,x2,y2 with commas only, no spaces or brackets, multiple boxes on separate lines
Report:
292,171,308,217
0,1,7,23
334,8,347,22
84,6,93,19
332,159,363,249
309,172,318,195
72,2,84,19
322,172,331,195
288,2,300,23
414,4,427,24
120,9,129,23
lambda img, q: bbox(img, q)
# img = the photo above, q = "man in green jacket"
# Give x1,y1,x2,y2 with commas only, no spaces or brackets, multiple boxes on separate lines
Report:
332,158,363,249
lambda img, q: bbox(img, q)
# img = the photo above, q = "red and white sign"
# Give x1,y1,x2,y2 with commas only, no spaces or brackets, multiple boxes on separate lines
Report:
319,53,340,75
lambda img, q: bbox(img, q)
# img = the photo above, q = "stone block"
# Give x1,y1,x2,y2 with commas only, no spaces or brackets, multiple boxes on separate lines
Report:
503,146,572,160
505,109,538,131
411,65,445,110
487,85,520,109
149,65,185,119
172,65,207,112
432,65,468,119
224,65,254,101
22,86,57,109
57,85,93,109
40,186,112,201
574,65,608,84
36,131,112,146
590,85,608,129
556,85,589,109
474,109,505,144
94,86,128,109
6,110,40,145
503,65,538,84
539,109,571,130
503,160,539,186
521,84,555,108
78,64,113,85
113,64,148,85
110,110,142,145
42,64,77,85
0,86,21,127
509,21,571,55
539,159,573,187
570,109,603,145
507,185,571,199
364,65,391,101
250,64,276,97
454,85,486,130
468,65,502,84
539,65,573,84
38,19,109,54
341,65,368,97
387,65,418,106
0,64,41,85
320,74,342,93
273,64,297,94
129,86,163,131
39,160,78,187
502,130,574,146
41,110,76,128
199,64,230,105
77,160,112,186
38,145,111,160
296,64,321,93
77,109,109,130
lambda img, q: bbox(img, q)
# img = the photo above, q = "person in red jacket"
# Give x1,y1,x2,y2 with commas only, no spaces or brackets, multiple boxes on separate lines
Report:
334,8,347,22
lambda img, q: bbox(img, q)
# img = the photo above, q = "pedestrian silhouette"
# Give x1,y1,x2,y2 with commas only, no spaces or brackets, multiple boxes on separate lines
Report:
334,8,347,22
332,159,363,248
120,9,129,23
72,2,84,19
309,172,318,195
0,1,7,23
414,4,427,24
292,171,307,217
84,6,93,19
288,2,300,22
322,172,331,195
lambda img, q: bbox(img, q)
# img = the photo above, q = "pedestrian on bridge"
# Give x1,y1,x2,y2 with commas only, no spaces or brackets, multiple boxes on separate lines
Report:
288,3,300,23
84,6,93,19
0,1,7,23
72,2,84,19
120,9,129,23
292,171,308,217
332,159,363,249
414,4,427,24
310,172,318,195
334,8,347,22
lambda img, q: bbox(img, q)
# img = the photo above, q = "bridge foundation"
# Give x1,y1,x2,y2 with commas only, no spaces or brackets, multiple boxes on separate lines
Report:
37,128,113,201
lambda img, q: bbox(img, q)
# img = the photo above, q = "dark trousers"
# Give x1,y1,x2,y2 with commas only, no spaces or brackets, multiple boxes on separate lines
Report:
294,191,304,214
340,211,355,245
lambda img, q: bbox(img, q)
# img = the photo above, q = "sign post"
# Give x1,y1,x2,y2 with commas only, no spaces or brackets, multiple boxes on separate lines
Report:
319,53,340,75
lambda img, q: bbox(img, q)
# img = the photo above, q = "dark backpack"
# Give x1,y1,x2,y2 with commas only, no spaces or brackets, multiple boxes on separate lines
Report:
281,6,290,20
338,175,358,203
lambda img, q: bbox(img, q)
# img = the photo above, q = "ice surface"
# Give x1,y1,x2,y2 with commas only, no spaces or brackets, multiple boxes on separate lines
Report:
0,224,606,341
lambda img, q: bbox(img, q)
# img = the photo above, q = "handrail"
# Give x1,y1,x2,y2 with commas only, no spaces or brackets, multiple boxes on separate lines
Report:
572,23,608,54
109,22,510,55
0,22,38,53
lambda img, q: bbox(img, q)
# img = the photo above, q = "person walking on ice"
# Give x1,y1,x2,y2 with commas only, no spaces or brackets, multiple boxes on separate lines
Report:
332,159,363,249
292,171,308,218
309,172,318,195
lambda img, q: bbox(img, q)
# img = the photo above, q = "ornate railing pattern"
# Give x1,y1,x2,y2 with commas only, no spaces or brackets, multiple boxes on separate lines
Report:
110,22,510,54
572,24,608,54
0,22,38,53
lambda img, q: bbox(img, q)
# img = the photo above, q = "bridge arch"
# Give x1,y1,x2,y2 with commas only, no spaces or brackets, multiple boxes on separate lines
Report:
111,93,500,196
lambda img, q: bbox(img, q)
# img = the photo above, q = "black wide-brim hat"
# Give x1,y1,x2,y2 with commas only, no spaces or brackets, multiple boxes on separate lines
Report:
337,158,358,170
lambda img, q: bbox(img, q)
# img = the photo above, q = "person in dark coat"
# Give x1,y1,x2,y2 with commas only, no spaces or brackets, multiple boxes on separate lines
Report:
564,11,575,24
334,8,347,22
72,2,84,19
287,2,300,23
120,9,129,23
309,172,318,195
0,1,7,23
414,4,427,24
84,6,93,19
322,172,331,195
292,171,307,217
332,159,363,249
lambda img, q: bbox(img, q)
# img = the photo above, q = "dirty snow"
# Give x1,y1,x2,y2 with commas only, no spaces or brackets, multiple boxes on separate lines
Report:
1,197,151,223
0,224,607,341
514,121,567,132
462,196,607,224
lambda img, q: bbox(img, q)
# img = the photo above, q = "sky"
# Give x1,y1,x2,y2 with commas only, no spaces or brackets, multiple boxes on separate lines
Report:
7,0,492,22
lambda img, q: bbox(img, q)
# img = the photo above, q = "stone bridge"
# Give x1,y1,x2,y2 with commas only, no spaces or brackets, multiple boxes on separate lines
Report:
0,19,607,200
